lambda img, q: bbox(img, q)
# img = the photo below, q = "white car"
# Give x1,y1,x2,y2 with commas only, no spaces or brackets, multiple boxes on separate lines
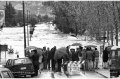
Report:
0,65,14,78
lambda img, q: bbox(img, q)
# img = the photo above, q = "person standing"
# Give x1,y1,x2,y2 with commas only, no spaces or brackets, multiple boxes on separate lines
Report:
30,50,40,76
29,25,35,41
67,46,72,61
103,47,109,69
81,49,87,70
38,54,43,73
57,57,62,72
92,49,95,69
71,49,79,61
94,48,99,69
76,46,82,61
49,46,56,72
42,47,47,70
86,47,93,71
63,46,70,76
17,54,19,58
47,47,50,70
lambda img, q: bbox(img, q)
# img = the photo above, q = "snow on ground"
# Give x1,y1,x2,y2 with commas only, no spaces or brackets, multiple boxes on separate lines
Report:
0,23,103,64
34,70,52,78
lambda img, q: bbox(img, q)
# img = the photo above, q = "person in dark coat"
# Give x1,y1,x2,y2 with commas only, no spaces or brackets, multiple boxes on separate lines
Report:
57,48,69,73
76,46,82,61
42,47,47,69
50,46,56,71
47,47,50,70
86,47,93,71
92,49,95,69
103,47,109,69
30,50,40,76
62,46,70,75
70,49,79,61
57,58,62,72
66,46,69,55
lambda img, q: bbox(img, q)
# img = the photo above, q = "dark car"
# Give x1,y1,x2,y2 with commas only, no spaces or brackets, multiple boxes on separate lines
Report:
109,46,120,78
4,57,35,78
0,65,14,78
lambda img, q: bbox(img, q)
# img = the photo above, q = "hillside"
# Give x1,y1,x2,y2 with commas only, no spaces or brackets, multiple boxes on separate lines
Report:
0,1,54,17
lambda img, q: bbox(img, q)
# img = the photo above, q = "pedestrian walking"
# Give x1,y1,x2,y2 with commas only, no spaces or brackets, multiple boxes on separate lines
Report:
103,47,109,69
30,50,40,76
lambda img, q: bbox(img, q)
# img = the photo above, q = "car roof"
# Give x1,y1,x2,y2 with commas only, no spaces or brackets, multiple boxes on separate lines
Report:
9,57,29,60
111,46,120,50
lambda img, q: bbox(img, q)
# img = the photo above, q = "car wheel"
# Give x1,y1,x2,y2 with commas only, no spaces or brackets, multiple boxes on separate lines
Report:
23,75,26,78
14,76,19,78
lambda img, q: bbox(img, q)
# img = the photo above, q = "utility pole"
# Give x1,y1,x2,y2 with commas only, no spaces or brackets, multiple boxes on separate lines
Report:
115,2,119,46
27,10,29,47
23,1,26,55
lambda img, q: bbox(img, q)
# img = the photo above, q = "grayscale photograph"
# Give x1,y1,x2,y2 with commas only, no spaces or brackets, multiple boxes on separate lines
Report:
0,0,120,78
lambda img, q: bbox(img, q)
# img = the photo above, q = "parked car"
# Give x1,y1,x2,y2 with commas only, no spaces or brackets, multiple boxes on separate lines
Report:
0,65,14,78
109,46,120,78
4,57,35,78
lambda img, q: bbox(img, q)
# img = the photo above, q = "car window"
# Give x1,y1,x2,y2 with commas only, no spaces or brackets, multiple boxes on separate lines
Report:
9,60,12,66
14,58,32,65
111,51,115,58
118,51,120,56
6,60,10,66
1,71,11,78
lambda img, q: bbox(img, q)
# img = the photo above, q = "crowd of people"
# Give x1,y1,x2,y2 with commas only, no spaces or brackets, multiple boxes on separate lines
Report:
28,45,111,76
